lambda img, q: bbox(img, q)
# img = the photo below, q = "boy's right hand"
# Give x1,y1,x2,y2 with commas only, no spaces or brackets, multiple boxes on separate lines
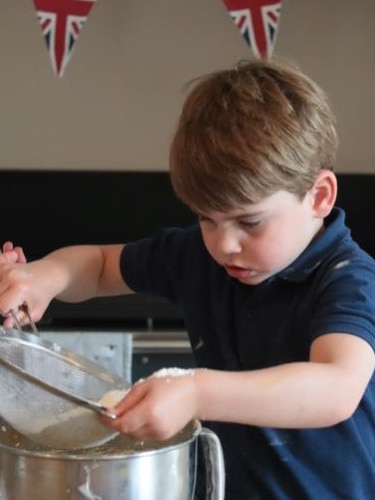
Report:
1,241,27,264
0,241,32,328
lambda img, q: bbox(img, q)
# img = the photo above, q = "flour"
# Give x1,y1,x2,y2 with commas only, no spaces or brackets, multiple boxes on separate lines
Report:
149,367,195,379
78,465,102,500
98,389,128,408
28,388,129,450
26,371,194,449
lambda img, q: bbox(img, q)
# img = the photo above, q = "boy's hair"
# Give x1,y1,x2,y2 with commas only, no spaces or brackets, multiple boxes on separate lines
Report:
169,58,338,212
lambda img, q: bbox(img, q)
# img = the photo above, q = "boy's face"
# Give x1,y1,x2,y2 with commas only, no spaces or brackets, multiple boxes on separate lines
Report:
197,189,324,285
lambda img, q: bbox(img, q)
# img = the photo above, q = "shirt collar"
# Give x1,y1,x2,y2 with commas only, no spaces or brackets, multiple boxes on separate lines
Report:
276,207,350,283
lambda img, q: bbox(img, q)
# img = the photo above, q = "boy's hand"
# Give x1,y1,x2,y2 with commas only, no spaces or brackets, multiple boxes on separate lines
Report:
0,241,29,328
104,370,199,441
1,241,27,264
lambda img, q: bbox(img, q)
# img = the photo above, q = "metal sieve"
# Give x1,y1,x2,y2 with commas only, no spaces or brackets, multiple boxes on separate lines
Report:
0,328,131,450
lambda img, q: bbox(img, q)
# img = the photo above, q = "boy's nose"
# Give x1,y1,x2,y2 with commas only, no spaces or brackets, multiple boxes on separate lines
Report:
215,229,242,255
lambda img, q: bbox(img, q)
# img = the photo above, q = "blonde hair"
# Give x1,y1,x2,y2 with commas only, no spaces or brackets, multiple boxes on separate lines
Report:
169,58,338,212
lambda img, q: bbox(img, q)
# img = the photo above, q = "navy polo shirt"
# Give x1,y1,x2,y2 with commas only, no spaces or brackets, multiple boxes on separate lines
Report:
121,207,375,499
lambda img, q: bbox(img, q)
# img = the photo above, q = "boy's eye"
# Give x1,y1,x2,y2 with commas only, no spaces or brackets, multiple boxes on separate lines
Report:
239,219,261,228
197,215,211,223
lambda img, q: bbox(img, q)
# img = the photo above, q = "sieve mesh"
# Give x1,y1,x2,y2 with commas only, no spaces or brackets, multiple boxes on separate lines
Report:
0,330,130,450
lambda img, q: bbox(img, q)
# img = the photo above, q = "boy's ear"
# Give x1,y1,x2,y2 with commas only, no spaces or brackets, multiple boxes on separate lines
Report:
309,170,337,217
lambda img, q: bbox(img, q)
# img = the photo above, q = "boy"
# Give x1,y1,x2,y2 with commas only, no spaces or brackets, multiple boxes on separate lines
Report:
0,59,374,499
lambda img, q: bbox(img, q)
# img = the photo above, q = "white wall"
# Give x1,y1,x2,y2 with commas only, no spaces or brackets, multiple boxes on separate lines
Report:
0,0,374,172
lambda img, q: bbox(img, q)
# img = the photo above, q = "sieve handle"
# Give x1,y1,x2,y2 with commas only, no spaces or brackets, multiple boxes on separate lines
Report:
79,400,118,420
10,302,39,336
18,302,39,335
10,310,23,331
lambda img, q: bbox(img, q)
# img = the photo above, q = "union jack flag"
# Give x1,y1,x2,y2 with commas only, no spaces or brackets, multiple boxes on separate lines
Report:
222,0,282,59
32,0,97,77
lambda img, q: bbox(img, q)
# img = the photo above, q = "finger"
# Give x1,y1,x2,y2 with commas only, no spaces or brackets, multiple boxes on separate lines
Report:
14,247,27,264
109,396,142,423
2,310,22,330
3,243,27,263
3,316,14,329
0,251,20,264
110,407,177,441
1,242,27,264
104,387,151,434
2,242,14,252
108,406,150,436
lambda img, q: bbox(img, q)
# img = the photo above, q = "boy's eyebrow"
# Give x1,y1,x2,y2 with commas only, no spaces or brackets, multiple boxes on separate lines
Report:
231,205,269,216
197,208,266,220
234,210,264,217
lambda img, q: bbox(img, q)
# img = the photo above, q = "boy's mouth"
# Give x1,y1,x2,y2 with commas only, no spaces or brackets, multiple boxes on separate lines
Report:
224,264,255,280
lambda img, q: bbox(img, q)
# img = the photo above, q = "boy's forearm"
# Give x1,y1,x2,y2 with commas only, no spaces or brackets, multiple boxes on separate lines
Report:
193,363,365,429
38,245,111,302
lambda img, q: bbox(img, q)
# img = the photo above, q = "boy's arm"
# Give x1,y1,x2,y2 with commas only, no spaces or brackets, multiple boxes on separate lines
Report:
194,332,374,428
44,244,132,301
107,332,374,440
0,244,132,324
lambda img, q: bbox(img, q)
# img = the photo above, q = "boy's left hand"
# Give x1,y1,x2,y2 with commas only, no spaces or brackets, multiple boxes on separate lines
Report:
104,371,199,441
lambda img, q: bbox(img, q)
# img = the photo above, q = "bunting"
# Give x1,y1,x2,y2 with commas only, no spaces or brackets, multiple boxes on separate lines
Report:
222,0,282,59
32,0,97,78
